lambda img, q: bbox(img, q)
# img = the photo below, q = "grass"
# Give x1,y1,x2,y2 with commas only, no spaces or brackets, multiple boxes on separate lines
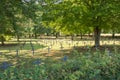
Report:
0,41,45,51
0,38,120,80
0,38,120,62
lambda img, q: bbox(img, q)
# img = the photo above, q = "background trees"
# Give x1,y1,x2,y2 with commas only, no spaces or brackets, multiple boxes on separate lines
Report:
0,0,120,46
0,0,44,45
0,0,22,45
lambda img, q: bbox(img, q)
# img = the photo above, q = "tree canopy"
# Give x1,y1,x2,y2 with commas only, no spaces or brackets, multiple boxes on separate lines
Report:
42,0,120,47
0,0,120,46
0,0,43,45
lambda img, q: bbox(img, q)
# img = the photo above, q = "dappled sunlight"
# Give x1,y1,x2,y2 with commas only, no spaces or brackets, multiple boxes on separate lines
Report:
0,39,120,64
0,38,120,79
0,0,119,79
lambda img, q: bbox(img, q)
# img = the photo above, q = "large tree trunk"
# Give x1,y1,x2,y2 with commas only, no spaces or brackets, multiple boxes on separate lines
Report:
94,27,101,47
1,35,5,46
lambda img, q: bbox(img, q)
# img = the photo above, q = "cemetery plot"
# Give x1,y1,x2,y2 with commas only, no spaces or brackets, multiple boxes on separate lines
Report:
0,0,119,79
0,38,120,80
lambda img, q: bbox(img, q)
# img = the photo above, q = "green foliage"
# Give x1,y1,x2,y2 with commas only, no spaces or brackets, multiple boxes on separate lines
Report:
0,0,45,42
0,35,11,41
0,35,12,45
0,50,120,80
42,0,120,46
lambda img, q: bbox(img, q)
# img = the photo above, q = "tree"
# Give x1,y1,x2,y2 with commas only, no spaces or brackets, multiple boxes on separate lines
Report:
22,0,44,38
43,0,120,47
0,19,12,45
0,0,17,45
0,0,45,45
82,0,120,47
0,0,27,45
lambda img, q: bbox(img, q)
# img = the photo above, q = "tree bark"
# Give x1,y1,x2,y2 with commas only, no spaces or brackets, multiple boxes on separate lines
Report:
88,33,91,37
1,35,5,46
80,33,83,39
55,32,60,39
94,27,101,47
17,34,20,42
55,33,58,38
34,33,37,39
71,34,74,40
29,33,31,38
34,26,37,39
112,30,115,39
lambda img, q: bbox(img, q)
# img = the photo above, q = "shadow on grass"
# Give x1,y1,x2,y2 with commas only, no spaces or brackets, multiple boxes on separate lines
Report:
0,52,43,71
0,43,18,47
0,48,70,71
0,44,120,72
72,44,120,53
0,43,45,50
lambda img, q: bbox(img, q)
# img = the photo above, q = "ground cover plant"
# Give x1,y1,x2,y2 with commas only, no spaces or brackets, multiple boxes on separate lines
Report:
0,49,120,80
0,39,120,80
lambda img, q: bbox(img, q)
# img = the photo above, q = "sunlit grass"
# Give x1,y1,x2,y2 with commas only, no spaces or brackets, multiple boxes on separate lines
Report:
0,42,45,50
0,38,120,72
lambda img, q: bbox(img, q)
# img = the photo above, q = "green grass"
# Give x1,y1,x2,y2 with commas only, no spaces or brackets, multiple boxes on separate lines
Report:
0,42,45,50
0,39,120,80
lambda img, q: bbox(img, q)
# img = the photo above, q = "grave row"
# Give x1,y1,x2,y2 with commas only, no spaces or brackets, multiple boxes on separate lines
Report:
1,39,118,70
6,39,119,57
